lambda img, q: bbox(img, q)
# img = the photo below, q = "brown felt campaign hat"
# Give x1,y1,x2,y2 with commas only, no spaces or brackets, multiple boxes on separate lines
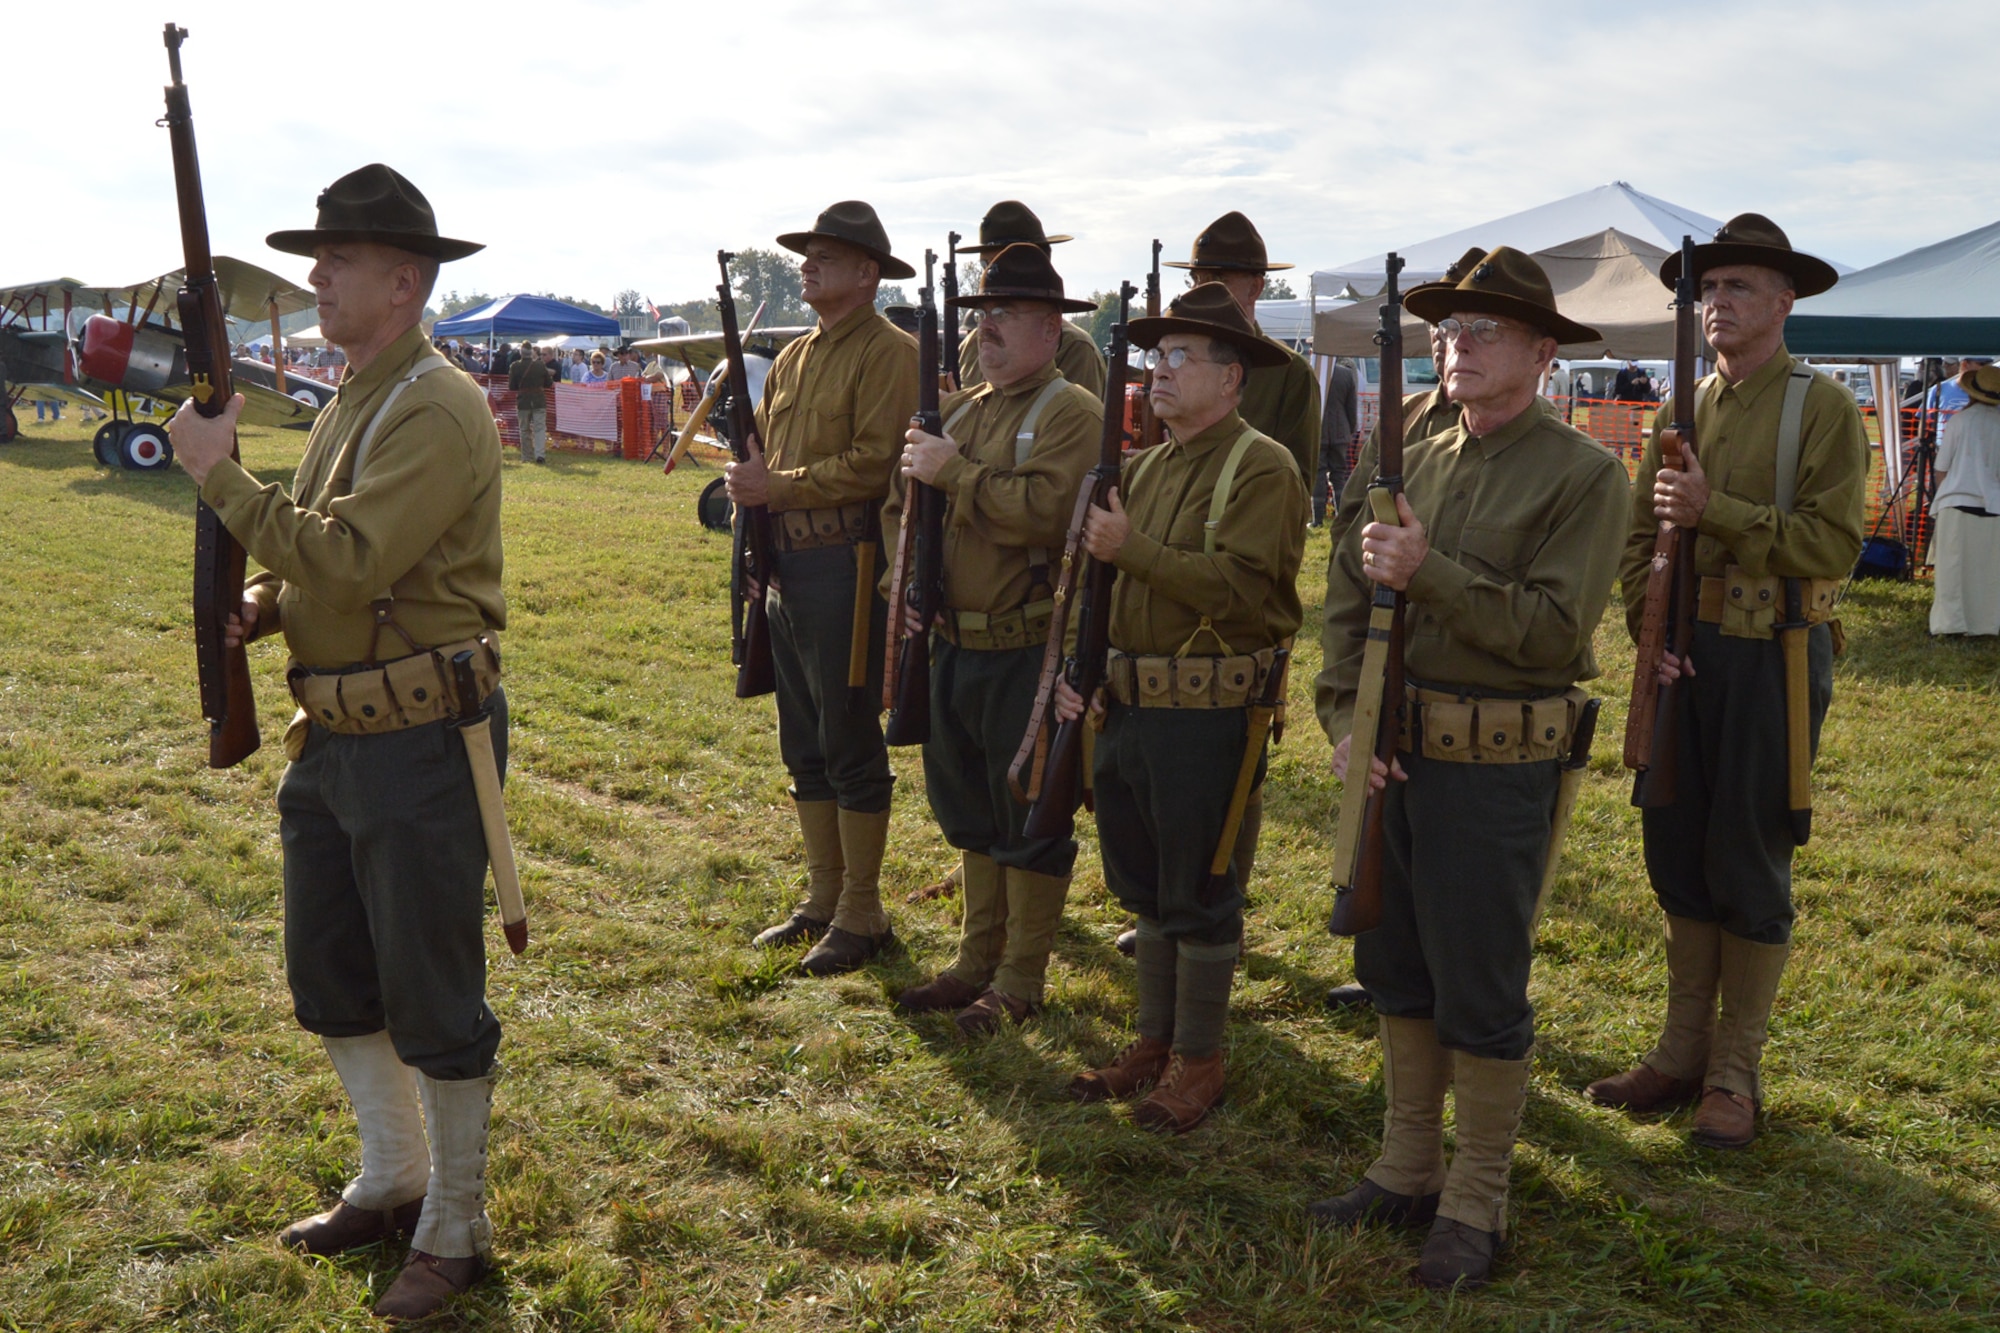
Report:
966,200,1072,257
1958,364,2000,406
1403,246,1602,346
948,243,1096,313
267,164,483,261
1164,211,1292,273
1658,213,1839,299
777,201,916,280
1127,282,1290,369
1403,246,1491,305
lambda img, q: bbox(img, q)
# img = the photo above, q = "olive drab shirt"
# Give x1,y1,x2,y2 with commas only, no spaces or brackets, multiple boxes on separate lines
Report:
958,318,1107,398
198,324,505,670
756,302,919,513
509,352,551,409
1238,328,1321,482
1109,410,1308,657
1317,399,1630,742
1619,347,1867,640
880,361,1100,617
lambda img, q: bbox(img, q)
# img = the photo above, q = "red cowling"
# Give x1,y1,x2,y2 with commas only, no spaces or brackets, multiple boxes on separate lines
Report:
80,315,134,385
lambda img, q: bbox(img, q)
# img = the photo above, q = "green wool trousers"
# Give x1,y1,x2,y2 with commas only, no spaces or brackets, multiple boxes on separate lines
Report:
922,639,1076,877
768,543,893,813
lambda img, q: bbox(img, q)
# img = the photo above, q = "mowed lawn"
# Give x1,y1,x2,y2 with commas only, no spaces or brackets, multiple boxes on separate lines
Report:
0,414,1995,1332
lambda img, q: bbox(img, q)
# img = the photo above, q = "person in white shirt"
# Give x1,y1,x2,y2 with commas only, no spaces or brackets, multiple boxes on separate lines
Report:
1930,363,2000,636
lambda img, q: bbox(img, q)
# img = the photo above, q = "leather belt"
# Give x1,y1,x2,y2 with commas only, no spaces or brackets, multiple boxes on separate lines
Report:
287,636,501,738
937,600,1054,652
769,500,874,553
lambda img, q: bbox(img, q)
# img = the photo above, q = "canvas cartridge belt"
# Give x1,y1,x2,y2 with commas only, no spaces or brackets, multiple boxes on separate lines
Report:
286,636,501,738
1398,681,1591,764
1104,646,1279,709
936,599,1055,652
769,500,874,554
1696,566,1839,639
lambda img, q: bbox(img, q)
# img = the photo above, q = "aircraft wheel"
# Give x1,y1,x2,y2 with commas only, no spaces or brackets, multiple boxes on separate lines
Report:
94,421,127,467
121,421,174,471
0,406,17,443
698,476,733,532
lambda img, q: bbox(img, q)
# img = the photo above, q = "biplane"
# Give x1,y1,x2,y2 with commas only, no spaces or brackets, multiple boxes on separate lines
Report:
0,256,330,470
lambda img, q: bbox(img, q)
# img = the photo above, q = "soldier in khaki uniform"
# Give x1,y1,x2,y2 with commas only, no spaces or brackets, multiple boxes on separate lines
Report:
1056,283,1306,1133
728,202,920,976
1311,249,1629,1289
885,245,1102,1033
168,164,508,1322
956,201,1107,397
1588,216,1866,1150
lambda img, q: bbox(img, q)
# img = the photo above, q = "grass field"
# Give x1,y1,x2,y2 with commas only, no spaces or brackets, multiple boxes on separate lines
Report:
0,416,1995,1331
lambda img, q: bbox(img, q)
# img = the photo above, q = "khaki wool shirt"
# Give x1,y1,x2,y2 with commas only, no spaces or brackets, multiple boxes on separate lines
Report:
1109,410,1308,657
1619,347,1867,640
1317,398,1630,741
1238,327,1320,482
200,325,505,669
958,318,1107,398
756,302,919,513
881,361,1101,617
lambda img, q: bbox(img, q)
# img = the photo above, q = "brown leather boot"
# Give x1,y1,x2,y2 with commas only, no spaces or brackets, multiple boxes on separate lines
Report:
1135,1052,1226,1134
1691,1087,1758,1149
373,1251,491,1322
954,987,1034,1037
799,925,893,976
279,1197,424,1256
1415,1217,1501,1290
1308,1178,1439,1231
1068,1036,1171,1103
893,973,982,1014
1114,927,1137,957
753,910,829,949
1585,1062,1703,1112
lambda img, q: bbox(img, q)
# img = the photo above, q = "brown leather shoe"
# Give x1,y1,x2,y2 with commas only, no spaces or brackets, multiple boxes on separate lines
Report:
1415,1217,1500,1290
1691,1086,1758,1149
1135,1052,1226,1134
1068,1036,1172,1103
799,925,893,976
1586,1062,1703,1112
1325,983,1371,1011
373,1250,491,1322
753,911,829,949
278,1196,423,1256
893,973,982,1014
954,988,1034,1036
1114,928,1137,957
1307,1178,1439,1231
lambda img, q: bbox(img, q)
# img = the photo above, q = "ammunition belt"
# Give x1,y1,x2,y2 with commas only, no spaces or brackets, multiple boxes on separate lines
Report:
769,500,874,553
936,599,1054,652
1104,646,1278,709
1696,566,1839,639
1398,683,1589,764
287,636,500,737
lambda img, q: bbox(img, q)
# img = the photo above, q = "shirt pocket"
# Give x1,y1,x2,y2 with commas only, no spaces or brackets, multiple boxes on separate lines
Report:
1456,523,1539,581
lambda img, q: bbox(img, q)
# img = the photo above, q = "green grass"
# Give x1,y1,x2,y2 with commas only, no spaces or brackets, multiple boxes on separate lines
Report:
0,415,1995,1330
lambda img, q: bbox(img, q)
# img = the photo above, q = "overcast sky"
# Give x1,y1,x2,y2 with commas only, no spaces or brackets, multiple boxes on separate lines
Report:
13,0,1997,316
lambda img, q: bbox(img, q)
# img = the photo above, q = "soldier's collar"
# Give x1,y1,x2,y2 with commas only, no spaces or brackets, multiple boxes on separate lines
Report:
993,360,1063,398
1460,399,1543,457
812,301,879,345
1713,344,1796,404
337,325,431,398
1172,409,1249,456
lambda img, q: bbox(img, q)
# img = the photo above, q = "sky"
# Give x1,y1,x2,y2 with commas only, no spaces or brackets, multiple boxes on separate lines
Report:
11,0,1999,318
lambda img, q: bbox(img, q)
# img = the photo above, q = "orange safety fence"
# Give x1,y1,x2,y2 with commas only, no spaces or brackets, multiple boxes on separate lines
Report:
476,374,700,460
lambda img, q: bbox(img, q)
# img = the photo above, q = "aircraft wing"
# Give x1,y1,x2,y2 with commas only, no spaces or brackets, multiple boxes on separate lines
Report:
2,257,312,331
629,326,812,376
147,376,317,429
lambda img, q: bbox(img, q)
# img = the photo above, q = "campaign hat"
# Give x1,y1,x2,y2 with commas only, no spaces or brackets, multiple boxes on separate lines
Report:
1127,282,1290,369
1658,213,1839,299
949,243,1096,313
1164,211,1292,273
777,201,916,280
1403,246,1491,304
967,200,1072,257
1403,246,1601,345
267,163,482,261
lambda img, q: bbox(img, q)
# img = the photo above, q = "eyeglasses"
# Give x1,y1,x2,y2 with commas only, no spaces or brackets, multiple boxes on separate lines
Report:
1142,346,1225,370
1434,318,1517,346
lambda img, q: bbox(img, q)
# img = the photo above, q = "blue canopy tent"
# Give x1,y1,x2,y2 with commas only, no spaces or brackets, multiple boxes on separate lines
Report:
433,294,620,342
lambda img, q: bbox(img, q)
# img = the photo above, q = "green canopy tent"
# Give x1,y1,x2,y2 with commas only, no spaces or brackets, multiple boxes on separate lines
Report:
1786,220,2000,355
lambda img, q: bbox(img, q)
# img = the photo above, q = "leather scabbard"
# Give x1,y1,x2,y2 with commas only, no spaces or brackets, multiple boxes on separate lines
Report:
1779,578,1813,845
458,714,528,955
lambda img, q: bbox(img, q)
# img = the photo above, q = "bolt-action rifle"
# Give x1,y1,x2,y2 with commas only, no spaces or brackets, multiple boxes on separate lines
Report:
883,251,947,745
940,232,963,389
163,24,259,769
715,251,777,698
1135,240,1164,451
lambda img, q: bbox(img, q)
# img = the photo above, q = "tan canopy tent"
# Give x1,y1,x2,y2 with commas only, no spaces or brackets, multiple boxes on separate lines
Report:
1315,229,1681,359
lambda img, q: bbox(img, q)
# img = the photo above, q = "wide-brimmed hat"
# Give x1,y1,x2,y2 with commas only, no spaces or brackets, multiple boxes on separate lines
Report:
947,243,1096,313
1127,282,1290,368
777,201,915,280
1404,246,1491,305
267,164,483,261
1658,213,1839,299
1164,211,1291,273
1959,364,2000,406
1403,247,1601,345
966,200,1071,257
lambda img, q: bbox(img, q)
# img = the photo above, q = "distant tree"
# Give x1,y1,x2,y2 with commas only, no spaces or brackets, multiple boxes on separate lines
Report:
728,248,808,325
960,259,983,296
613,289,645,316
874,285,909,311
436,290,494,318
1261,277,1296,300
1083,289,1122,351
541,292,611,316
658,297,719,329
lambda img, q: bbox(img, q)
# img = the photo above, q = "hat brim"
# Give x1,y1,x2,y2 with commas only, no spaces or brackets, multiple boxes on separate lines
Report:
1402,287,1601,346
776,230,917,281
1126,314,1291,369
266,227,484,262
949,287,1096,315
1163,259,1294,272
1659,243,1838,299
967,234,1071,257
1958,370,2000,406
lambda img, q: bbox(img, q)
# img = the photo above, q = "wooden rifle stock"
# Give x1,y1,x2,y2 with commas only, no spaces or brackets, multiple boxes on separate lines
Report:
715,251,776,698
1625,236,1702,807
1019,283,1135,841
884,250,946,746
164,25,259,769
1328,255,1408,938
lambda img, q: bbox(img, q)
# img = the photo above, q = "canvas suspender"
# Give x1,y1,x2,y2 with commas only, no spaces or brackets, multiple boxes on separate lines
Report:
1774,363,1814,514
350,353,451,480
1122,426,1263,557
944,375,1072,573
